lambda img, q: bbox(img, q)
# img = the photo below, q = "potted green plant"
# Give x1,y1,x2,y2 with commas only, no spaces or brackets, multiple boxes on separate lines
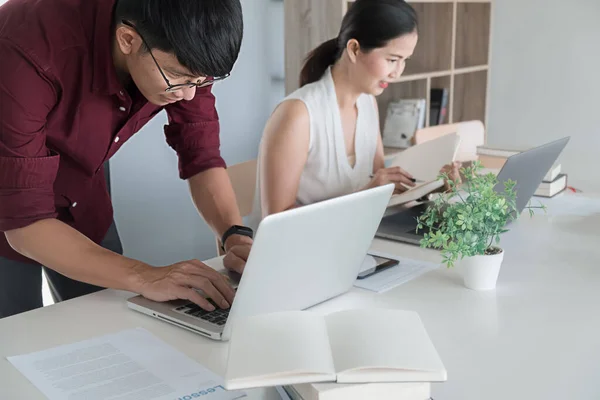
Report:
416,161,546,290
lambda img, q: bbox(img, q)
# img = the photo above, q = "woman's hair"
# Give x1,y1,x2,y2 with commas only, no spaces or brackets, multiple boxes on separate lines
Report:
299,0,418,87
114,0,243,77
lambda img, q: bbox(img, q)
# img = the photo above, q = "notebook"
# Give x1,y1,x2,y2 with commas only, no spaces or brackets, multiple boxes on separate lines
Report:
223,309,446,390
387,132,461,207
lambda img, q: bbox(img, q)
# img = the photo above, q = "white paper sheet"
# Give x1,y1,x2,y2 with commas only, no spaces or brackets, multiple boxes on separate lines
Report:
7,328,246,400
354,252,439,293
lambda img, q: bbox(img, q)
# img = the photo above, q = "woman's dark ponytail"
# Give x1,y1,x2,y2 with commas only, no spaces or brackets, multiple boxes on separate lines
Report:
299,38,341,88
298,0,418,88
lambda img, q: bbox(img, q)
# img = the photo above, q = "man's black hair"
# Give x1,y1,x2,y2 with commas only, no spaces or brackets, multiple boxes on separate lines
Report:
114,0,243,77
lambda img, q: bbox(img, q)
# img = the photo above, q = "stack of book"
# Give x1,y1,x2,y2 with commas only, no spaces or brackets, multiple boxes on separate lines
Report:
278,382,431,400
477,146,568,198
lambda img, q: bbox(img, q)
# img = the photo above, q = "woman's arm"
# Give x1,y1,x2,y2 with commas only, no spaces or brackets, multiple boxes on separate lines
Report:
259,100,311,217
372,97,387,173
373,122,387,172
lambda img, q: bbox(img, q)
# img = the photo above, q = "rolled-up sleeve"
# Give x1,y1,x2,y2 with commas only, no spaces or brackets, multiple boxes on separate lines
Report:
0,39,59,232
164,85,226,180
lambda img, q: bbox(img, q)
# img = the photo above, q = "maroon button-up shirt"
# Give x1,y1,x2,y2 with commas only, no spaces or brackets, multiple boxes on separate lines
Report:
0,0,226,263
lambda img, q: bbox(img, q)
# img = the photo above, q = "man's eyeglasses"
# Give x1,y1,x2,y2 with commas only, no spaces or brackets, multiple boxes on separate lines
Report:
121,20,229,93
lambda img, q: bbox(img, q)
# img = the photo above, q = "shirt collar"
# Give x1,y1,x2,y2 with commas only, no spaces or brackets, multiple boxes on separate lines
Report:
91,0,123,96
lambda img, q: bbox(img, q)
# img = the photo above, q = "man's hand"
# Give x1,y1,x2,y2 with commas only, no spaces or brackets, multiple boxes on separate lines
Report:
134,260,236,311
223,234,253,274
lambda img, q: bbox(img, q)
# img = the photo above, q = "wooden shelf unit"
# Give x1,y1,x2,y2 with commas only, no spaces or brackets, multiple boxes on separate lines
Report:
284,0,493,129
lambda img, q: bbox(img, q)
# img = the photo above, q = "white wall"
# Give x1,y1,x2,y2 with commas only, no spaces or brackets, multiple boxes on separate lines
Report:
487,0,600,192
110,0,285,266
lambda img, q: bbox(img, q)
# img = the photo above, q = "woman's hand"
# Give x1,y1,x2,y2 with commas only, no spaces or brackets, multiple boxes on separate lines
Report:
366,166,416,193
440,161,462,191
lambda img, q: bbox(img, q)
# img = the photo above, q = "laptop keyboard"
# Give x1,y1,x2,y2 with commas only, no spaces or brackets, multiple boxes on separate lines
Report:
173,298,229,326
411,224,432,235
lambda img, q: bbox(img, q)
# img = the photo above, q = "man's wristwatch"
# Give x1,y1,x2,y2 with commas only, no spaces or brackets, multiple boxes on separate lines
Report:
221,225,254,252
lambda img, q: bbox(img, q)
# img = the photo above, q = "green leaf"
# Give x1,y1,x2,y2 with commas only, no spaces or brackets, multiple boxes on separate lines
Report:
415,164,526,267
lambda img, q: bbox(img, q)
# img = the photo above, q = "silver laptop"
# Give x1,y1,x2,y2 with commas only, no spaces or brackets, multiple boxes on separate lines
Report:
375,137,570,244
128,183,395,341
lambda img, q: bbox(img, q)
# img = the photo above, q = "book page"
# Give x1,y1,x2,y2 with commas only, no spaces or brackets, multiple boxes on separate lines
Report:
389,132,461,182
387,179,444,207
224,311,336,390
325,309,446,383
7,328,245,400
385,133,460,208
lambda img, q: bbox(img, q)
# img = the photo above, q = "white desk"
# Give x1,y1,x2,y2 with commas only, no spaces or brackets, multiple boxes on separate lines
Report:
2,193,600,400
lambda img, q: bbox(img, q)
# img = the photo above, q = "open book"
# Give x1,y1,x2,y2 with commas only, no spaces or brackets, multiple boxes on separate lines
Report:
387,133,461,207
223,309,446,390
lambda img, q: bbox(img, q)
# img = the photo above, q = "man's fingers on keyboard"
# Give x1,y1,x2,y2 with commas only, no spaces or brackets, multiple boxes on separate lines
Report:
175,263,232,307
185,260,235,301
211,275,236,303
193,278,229,309
183,288,215,311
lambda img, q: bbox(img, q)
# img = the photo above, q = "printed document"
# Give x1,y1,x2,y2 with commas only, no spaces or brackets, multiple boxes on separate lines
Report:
7,327,246,400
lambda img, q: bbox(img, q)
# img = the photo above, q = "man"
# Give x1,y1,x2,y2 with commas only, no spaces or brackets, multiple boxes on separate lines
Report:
0,0,254,319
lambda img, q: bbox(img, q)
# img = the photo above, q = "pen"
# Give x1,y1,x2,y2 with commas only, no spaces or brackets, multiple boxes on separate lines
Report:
369,174,420,183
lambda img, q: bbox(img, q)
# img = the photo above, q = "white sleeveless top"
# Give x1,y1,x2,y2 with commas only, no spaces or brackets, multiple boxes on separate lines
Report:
248,67,379,231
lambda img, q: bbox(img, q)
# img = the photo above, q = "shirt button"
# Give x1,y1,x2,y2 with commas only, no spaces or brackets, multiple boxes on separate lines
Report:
119,106,126,112
72,202,78,208
114,136,120,143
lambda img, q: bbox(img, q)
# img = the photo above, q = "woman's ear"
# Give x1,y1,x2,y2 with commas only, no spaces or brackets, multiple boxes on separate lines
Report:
346,39,361,63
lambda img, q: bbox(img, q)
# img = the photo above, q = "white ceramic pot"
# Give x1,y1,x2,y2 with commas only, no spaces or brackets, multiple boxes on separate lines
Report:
459,248,505,290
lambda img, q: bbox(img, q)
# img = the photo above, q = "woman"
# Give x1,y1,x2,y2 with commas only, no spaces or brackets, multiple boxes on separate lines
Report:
249,0,458,230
